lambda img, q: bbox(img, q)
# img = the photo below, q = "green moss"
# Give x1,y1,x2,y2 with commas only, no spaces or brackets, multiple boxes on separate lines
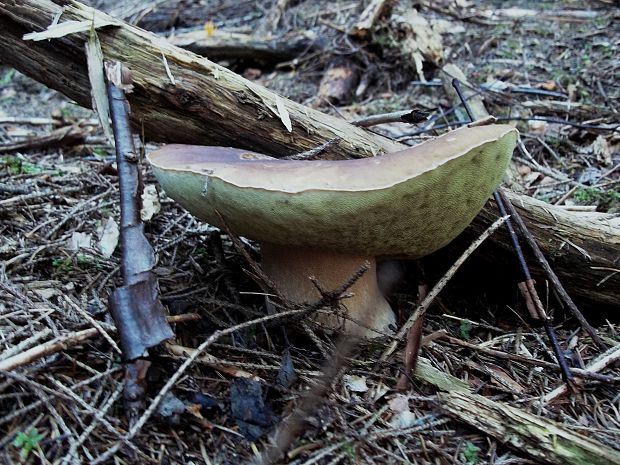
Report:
462,442,480,464
0,155,42,175
459,320,472,340
573,187,619,212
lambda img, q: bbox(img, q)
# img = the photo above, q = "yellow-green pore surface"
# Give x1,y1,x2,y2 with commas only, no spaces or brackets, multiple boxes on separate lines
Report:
148,125,517,258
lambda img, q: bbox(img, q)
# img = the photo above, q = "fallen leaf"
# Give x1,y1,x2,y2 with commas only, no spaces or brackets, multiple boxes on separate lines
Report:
204,20,216,37
66,232,92,251
540,80,557,91
230,379,277,441
589,135,613,166
276,348,297,389
388,395,409,413
97,218,119,258
388,395,419,428
157,392,185,425
486,363,526,393
141,184,161,221
528,119,547,134
344,375,368,393
185,403,204,419
371,382,390,402
33,288,60,300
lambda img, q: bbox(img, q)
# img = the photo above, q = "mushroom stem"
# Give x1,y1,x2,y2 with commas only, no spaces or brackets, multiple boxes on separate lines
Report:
260,243,396,337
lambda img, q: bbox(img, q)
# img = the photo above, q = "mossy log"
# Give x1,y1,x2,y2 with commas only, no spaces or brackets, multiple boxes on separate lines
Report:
0,0,618,311
417,358,620,464
439,390,620,465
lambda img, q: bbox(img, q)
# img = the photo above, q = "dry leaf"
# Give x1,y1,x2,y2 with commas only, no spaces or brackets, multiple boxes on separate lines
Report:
388,395,418,428
388,395,409,413
97,218,119,258
67,232,92,251
371,382,390,402
33,288,61,300
486,364,526,393
185,403,204,419
527,119,547,134
343,375,368,393
540,80,557,91
141,185,161,222
590,135,613,166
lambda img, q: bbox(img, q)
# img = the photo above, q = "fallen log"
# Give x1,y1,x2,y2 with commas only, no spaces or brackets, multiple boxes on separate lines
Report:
0,0,618,310
0,0,401,159
439,390,620,465
464,191,619,310
168,29,322,64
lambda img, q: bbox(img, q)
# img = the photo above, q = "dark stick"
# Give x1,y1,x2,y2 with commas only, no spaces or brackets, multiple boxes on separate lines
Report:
451,79,476,121
106,61,174,420
452,78,575,384
498,190,607,351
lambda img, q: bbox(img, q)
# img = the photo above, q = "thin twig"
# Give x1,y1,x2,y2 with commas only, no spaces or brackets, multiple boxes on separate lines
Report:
90,307,313,465
0,329,99,371
498,190,607,351
452,77,575,384
438,333,618,383
283,138,341,160
541,343,620,405
380,215,509,362
351,109,431,127
259,337,358,465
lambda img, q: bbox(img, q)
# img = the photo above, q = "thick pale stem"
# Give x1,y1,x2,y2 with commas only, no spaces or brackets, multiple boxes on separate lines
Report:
260,243,396,337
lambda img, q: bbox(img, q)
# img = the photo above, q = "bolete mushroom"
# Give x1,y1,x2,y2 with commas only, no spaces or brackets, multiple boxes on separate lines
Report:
147,124,517,337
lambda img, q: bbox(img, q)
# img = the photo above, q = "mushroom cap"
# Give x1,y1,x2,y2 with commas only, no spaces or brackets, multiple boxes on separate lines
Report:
147,124,517,258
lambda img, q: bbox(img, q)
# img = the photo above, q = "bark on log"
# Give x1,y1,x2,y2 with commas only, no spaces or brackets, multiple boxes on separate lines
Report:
439,391,620,465
464,191,619,310
0,0,618,310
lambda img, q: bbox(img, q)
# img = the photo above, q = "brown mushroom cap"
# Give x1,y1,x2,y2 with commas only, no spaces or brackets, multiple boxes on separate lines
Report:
147,124,517,258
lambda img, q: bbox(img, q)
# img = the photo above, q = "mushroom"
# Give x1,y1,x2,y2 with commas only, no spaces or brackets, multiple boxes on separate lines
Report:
147,124,518,337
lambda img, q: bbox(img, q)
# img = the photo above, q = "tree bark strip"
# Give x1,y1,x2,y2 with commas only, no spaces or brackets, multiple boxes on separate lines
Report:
0,0,618,310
